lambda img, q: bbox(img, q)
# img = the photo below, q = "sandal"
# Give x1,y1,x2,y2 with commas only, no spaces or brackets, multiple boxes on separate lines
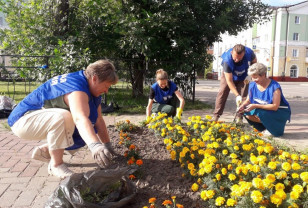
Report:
48,162,74,179
32,147,51,163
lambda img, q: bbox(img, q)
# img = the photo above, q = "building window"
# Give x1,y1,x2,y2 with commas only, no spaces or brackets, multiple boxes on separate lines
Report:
292,49,298,57
290,65,298,78
293,33,299,41
295,16,300,24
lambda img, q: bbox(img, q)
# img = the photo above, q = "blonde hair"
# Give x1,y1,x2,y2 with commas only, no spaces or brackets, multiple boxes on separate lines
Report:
85,59,118,84
156,69,168,80
248,63,267,76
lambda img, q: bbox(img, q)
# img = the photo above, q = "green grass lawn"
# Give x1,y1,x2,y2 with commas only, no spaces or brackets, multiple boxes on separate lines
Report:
0,81,212,115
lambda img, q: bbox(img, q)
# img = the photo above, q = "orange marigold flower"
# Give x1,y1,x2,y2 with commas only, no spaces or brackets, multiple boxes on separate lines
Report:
176,204,184,208
129,174,136,180
162,200,173,205
129,144,136,150
127,137,131,140
136,159,143,166
127,159,134,165
149,197,157,204
126,120,130,124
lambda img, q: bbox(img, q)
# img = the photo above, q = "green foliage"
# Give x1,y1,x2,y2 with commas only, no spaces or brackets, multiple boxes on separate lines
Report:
0,0,271,97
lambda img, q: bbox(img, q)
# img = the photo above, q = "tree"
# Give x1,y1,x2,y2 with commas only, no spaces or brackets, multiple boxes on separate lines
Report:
0,0,271,98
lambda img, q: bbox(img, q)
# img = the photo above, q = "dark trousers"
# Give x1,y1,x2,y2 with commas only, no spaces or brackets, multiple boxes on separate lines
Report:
213,73,249,118
151,96,180,117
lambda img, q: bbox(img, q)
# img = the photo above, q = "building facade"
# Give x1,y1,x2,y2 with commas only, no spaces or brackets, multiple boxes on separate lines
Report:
212,1,308,82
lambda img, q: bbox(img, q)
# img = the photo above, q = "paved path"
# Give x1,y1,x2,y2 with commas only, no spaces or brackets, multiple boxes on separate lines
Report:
0,80,307,207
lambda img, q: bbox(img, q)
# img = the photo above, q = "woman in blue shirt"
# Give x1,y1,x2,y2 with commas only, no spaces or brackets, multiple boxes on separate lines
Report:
238,63,291,137
9,60,118,178
146,69,185,120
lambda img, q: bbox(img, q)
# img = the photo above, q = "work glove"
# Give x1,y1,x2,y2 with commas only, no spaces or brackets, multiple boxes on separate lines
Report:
176,108,183,120
236,95,242,107
88,142,113,168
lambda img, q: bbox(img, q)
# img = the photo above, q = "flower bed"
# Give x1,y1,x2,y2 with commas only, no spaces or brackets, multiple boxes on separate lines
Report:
147,113,308,208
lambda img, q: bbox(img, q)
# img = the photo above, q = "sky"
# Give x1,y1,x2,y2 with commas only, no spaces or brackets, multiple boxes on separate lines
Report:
261,0,306,6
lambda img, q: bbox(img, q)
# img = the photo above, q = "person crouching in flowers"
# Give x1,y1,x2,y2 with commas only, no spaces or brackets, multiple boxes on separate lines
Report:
146,69,185,120
237,63,291,137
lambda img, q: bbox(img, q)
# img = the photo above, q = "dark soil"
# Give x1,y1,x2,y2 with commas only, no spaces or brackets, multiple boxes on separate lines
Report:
107,125,202,208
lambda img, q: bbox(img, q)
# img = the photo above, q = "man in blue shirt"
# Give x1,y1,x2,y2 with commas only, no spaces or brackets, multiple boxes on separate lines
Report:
213,44,257,122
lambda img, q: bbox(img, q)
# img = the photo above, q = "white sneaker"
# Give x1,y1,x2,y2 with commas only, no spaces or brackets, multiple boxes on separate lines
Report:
48,163,74,179
32,147,51,163
262,130,273,137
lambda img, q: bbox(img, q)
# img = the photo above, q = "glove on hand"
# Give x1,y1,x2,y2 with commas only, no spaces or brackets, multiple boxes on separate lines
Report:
176,108,183,120
88,142,113,168
236,95,242,107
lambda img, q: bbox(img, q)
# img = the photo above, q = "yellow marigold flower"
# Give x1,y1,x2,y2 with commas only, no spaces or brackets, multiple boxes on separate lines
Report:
292,173,299,179
282,151,291,159
228,174,236,181
215,197,225,206
226,198,237,207
193,123,199,129
257,146,264,154
252,178,265,190
290,191,300,200
291,154,299,161
292,162,301,170
222,149,228,155
216,173,221,181
230,153,237,159
234,145,239,151
268,161,277,170
275,171,287,179
282,162,291,171
275,183,285,190
221,168,227,175
264,145,274,153
170,151,176,160
205,115,212,120
166,145,172,150
188,163,195,170
300,154,308,161
270,194,282,206
292,184,304,193
289,203,299,208
252,165,260,173
206,190,215,199
257,155,267,165
191,183,199,192
276,190,287,200
204,164,213,173
300,172,308,182
251,190,263,203
200,190,208,201
266,174,276,183
228,164,233,170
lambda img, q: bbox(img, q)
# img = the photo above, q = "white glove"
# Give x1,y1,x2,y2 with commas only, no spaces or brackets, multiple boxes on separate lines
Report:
236,95,242,107
88,142,113,168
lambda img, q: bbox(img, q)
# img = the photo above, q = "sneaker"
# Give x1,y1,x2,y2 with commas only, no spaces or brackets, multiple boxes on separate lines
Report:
262,130,273,137
32,147,51,163
48,163,74,179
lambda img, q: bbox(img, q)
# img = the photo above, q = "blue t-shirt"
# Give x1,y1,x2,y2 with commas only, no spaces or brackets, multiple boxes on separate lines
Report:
151,81,177,104
248,79,291,121
221,47,254,81
8,70,101,149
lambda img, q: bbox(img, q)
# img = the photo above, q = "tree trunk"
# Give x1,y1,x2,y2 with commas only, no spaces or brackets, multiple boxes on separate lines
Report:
131,60,145,98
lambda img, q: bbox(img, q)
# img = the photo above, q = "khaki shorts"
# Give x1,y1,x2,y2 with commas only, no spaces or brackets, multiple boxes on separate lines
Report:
11,108,75,150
